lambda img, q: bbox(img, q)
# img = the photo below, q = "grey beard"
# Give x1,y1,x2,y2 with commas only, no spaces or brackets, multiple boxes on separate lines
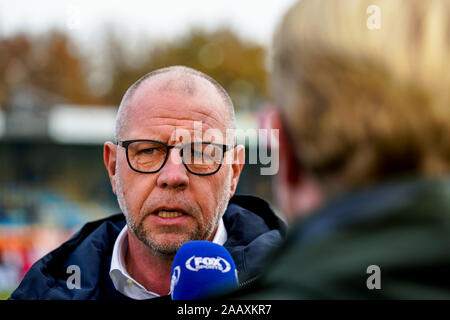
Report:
115,165,232,258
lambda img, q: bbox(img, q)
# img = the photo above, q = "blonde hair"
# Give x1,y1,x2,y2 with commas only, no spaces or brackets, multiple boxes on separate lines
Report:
272,0,450,191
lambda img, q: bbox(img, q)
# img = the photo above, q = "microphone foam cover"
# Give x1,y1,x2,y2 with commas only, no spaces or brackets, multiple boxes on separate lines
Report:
170,241,238,300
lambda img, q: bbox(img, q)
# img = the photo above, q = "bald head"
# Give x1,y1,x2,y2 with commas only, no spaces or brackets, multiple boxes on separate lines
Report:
115,66,235,141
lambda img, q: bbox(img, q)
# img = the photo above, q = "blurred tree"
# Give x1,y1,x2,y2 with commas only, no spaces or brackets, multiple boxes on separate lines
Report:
0,28,268,111
0,31,99,108
101,28,268,111
0,34,32,106
31,31,99,105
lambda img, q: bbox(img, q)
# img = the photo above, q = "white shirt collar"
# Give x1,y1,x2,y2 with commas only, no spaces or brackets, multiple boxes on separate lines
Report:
109,218,228,300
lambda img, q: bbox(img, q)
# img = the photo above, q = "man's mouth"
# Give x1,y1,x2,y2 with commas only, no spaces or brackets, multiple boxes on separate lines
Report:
151,207,189,219
156,210,185,218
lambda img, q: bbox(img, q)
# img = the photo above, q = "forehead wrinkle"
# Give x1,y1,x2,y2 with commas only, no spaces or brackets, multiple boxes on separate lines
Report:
127,96,228,129
186,107,227,130
129,114,226,138
125,122,222,145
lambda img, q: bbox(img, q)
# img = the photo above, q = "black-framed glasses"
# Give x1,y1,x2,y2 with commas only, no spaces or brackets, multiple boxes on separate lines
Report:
117,139,235,176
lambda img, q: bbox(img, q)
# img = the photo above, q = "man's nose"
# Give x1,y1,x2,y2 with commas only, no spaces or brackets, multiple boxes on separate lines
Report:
156,148,189,189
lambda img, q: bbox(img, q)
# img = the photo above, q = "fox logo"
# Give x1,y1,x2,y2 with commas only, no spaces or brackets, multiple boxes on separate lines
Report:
185,256,231,273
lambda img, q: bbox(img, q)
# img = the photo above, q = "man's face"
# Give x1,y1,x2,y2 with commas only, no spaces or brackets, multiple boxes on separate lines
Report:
104,75,243,256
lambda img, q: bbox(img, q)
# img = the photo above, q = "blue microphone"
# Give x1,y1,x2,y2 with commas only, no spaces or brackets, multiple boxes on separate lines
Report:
170,241,239,300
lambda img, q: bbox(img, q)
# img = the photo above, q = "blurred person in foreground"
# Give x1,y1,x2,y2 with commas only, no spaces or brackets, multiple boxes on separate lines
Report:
9,66,286,300
231,0,450,299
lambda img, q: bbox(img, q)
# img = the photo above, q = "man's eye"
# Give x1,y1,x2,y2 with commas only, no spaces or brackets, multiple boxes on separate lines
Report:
142,148,156,155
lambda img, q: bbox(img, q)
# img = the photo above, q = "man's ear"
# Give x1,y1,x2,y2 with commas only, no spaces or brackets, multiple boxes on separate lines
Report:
263,108,322,223
103,141,118,195
229,144,245,198
259,108,302,186
276,113,303,186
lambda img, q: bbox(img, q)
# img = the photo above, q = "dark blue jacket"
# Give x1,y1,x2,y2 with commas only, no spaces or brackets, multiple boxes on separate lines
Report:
229,179,450,299
10,195,286,300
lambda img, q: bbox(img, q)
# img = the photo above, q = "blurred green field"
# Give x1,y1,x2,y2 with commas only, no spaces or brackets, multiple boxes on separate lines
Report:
0,291,11,300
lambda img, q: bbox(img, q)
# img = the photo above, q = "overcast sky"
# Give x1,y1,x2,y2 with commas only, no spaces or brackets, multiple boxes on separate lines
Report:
0,0,297,46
